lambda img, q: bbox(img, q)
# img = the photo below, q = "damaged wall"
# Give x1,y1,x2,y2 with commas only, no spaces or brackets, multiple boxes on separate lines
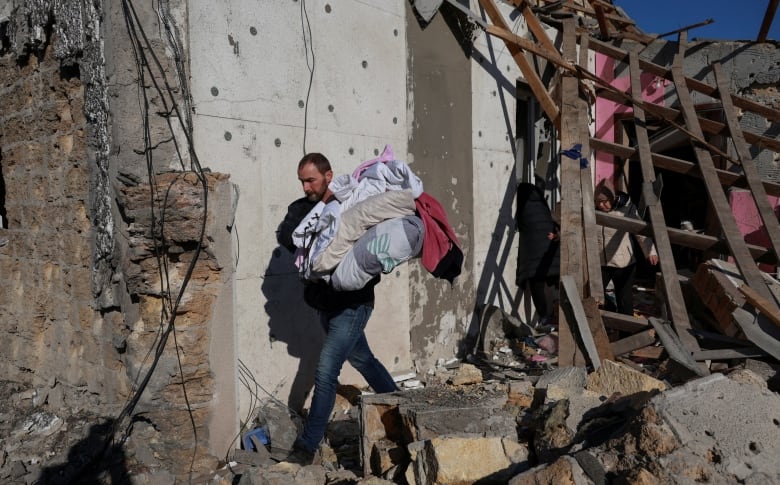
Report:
0,0,526,475
0,0,238,478
596,39,780,182
187,0,526,415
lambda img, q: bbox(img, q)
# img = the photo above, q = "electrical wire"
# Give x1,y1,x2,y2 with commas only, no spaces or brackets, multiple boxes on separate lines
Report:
300,0,315,155
84,1,210,481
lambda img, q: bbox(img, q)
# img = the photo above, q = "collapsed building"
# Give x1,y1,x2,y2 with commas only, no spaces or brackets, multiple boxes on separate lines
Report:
0,0,779,483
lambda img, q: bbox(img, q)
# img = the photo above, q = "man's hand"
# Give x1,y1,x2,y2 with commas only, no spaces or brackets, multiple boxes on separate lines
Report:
647,254,659,266
547,232,560,242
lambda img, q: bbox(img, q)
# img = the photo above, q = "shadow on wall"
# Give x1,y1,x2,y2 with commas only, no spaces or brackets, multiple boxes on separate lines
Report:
262,246,323,414
37,420,130,484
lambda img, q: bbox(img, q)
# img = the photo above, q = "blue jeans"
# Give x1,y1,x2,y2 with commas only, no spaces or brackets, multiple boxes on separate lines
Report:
296,303,397,452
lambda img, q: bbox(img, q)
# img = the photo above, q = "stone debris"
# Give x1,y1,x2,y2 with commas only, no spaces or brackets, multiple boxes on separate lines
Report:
2,347,780,484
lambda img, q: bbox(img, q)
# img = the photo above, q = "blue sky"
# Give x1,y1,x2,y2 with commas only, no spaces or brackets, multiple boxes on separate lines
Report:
615,0,780,41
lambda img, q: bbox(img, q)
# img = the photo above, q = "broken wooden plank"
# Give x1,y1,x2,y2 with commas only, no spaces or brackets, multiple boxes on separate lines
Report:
611,328,656,357
671,49,780,307
589,138,780,198
738,284,780,331
593,88,780,153
628,50,698,354
713,62,780,264
758,0,780,43
692,347,767,361
732,308,780,361
600,309,650,333
561,275,602,369
592,3,612,40
595,210,777,265
648,317,709,376
586,36,780,124
583,295,616,362
557,17,586,368
479,0,561,127
631,345,665,360
579,36,605,303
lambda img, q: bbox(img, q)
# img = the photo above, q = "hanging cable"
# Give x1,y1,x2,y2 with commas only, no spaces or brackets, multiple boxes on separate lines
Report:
300,0,315,155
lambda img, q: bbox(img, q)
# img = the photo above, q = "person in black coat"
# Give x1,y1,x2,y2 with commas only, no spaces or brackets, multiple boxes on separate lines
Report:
516,183,560,325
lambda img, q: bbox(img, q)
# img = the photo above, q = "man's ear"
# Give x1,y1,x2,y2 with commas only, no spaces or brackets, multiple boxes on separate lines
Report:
325,170,333,184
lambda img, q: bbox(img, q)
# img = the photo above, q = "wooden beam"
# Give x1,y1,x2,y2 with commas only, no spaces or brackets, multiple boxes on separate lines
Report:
517,0,559,56
692,347,767,361
592,3,612,40
732,308,780,361
594,88,780,153
758,0,780,43
596,210,776,264
628,50,698,353
611,329,656,357
586,36,780,124
738,284,780,331
479,0,561,127
600,310,650,333
713,62,780,264
483,21,780,154
671,49,780,306
656,18,714,39
589,138,780,198
579,34,605,303
649,317,709,376
557,17,585,367
561,275,603,369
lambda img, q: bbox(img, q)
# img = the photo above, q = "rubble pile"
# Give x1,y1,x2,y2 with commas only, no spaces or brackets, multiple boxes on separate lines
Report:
227,354,780,484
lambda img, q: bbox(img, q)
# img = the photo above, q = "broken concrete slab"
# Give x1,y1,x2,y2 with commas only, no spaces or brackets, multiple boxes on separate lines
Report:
650,373,780,482
360,385,515,476
407,435,529,485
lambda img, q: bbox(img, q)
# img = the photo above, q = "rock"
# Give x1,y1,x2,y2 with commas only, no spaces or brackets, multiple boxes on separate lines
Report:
448,363,483,386
586,359,667,397
409,435,528,485
533,400,574,463
507,380,534,408
508,456,585,485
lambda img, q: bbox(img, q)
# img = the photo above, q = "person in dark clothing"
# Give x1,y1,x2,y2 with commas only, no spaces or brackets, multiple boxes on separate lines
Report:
275,153,397,465
515,183,560,326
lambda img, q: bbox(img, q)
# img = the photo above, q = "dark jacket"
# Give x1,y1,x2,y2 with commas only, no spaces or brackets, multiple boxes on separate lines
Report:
515,183,560,284
276,197,317,252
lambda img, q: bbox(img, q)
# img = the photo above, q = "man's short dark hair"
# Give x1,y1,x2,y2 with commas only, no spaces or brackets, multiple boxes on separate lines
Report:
298,153,331,174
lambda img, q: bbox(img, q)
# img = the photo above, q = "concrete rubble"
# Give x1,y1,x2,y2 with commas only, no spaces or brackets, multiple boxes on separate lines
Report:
216,350,780,484
3,317,779,484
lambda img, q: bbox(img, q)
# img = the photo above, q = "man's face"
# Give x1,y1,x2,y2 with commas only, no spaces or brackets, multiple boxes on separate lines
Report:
298,162,332,202
596,198,612,212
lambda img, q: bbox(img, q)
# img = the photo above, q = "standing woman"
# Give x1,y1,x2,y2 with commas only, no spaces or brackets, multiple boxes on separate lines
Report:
594,181,658,315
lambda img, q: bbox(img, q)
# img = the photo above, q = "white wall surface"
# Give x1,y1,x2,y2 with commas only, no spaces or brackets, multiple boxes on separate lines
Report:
470,0,525,313
188,0,410,420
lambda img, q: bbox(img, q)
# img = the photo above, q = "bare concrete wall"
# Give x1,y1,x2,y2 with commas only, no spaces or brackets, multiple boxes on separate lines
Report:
406,4,475,372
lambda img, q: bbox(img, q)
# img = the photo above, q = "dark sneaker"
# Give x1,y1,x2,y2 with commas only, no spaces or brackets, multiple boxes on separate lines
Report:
281,445,316,466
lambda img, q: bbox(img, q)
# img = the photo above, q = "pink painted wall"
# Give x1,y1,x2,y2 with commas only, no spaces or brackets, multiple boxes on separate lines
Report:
729,190,779,272
593,53,668,186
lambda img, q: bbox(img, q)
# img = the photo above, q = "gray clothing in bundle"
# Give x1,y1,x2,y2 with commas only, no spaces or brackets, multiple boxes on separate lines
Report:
332,215,424,291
